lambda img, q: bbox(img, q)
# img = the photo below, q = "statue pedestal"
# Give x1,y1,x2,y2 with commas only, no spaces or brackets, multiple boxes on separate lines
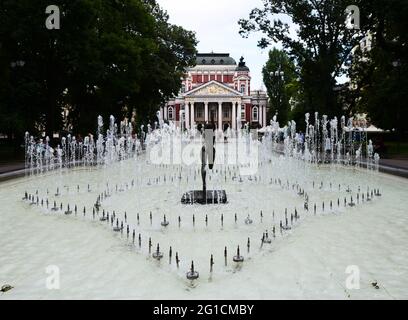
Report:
181,190,227,205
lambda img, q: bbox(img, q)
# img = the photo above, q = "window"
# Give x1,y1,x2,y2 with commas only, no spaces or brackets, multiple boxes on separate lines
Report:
223,106,230,119
210,108,217,121
252,106,258,122
168,107,174,120
240,84,246,94
241,105,246,120
181,84,186,93
195,105,204,119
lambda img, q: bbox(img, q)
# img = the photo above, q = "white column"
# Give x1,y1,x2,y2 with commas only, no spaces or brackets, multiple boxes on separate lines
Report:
191,103,195,126
263,105,267,127
246,79,249,95
232,101,236,130
257,105,260,126
221,72,224,83
185,103,190,129
204,102,209,123
218,102,222,130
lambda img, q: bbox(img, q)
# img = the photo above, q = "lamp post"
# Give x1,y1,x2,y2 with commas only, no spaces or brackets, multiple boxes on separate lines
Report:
392,59,402,151
270,67,284,121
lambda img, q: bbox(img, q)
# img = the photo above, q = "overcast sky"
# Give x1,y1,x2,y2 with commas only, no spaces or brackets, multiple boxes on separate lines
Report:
157,0,277,90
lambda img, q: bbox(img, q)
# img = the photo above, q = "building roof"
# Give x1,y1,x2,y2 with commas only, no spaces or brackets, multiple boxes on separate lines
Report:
235,56,250,71
196,53,237,66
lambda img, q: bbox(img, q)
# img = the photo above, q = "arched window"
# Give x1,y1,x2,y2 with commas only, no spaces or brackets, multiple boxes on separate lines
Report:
252,106,258,122
168,107,174,120
240,84,246,94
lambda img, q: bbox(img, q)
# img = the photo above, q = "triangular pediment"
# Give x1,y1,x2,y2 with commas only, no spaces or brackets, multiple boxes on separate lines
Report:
184,81,243,97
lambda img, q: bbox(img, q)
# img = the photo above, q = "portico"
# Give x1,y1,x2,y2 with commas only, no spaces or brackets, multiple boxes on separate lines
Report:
183,81,243,130
184,101,240,130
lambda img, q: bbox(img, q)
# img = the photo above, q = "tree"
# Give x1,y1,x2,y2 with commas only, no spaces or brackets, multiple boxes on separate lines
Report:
349,0,408,138
0,0,197,143
262,48,297,124
239,0,370,120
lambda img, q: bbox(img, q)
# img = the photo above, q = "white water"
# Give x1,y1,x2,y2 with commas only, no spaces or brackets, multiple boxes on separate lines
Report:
1,148,407,300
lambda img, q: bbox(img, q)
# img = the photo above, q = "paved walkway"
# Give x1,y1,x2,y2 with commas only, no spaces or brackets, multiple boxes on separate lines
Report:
0,162,25,174
380,158,408,170
0,162,25,182
379,158,408,178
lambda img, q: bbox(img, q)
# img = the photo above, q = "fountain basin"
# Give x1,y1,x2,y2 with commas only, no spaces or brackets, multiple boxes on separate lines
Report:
2,132,408,299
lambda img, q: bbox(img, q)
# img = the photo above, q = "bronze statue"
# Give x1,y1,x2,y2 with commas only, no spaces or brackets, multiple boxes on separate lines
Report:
181,116,227,204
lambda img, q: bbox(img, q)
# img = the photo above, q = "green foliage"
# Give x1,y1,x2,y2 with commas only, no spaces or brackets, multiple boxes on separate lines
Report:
350,0,408,136
240,0,408,137
262,48,297,124
0,0,197,141
239,0,368,119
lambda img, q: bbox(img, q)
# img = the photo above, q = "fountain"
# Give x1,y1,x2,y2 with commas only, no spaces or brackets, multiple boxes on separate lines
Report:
64,204,72,215
152,244,163,260
262,231,272,244
5,110,406,299
161,215,169,227
186,261,199,280
245,215,253,225
233,246,244,263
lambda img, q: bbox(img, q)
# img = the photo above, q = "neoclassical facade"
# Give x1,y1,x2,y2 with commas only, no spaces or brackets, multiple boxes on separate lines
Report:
160,53,268,130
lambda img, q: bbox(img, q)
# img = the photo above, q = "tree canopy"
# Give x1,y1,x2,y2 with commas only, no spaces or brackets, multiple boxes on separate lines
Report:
262,48,297,125
239,0,368,119
349,0,408,136
239,0,408,136
0,0,197,141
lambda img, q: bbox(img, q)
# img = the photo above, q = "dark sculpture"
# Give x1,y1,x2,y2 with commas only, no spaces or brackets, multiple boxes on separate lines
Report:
181,118,227,204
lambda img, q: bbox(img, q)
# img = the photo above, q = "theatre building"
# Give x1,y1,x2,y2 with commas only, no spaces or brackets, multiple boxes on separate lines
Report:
160,53,269,130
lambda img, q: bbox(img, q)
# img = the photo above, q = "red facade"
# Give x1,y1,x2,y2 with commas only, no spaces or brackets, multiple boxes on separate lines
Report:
190,74,234,85
175,104,180,121
245,104,251,122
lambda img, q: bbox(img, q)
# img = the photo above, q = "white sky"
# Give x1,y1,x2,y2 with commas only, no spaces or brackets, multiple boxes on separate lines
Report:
157,0,276,90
